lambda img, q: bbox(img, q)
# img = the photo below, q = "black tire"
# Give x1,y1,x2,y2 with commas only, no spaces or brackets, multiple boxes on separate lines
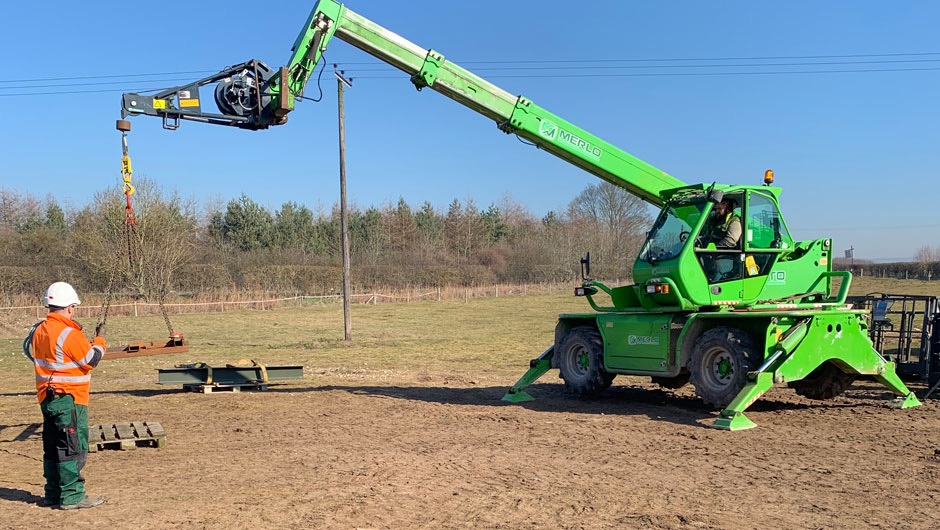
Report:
689,326,758,409
557,326,615,396
788,362,857,400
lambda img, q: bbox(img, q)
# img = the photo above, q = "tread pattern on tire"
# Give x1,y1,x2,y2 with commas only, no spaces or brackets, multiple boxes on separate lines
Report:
557,326,615,396
689,326,757,409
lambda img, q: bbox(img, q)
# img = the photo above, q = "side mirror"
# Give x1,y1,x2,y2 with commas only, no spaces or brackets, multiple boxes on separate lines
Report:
580,252,591,280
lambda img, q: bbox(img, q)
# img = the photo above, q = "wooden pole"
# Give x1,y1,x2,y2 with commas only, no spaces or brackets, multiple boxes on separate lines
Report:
337,68,353,341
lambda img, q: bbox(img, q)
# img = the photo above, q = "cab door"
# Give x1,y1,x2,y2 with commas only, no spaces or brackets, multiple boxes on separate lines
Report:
741,190,793,301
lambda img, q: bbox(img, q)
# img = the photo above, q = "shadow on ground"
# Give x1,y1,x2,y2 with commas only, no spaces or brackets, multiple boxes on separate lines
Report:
260,382,876,428
0,487,43,506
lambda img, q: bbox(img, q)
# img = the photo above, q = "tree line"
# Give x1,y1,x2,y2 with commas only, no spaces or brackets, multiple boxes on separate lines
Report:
0,179,651,301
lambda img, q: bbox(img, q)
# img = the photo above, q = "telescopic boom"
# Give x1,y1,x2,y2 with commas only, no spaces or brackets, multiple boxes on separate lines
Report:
121,0,684,205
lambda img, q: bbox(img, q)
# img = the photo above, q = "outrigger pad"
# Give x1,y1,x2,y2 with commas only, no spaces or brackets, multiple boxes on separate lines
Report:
105,335,189,360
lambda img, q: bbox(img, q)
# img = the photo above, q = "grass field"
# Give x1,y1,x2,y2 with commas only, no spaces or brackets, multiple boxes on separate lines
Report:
1,287,587,391
2,276,938,371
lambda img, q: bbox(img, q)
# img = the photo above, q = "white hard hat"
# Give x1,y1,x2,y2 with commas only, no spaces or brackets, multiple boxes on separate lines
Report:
44,282,81,308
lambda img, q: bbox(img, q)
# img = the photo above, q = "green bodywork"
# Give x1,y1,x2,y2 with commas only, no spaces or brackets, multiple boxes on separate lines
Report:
120,0,921,429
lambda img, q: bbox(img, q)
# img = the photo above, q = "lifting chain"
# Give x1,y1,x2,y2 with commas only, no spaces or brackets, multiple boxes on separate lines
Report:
157,290,175,336
101,121,175,337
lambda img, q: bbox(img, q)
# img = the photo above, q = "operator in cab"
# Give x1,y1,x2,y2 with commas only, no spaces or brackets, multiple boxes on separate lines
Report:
702,198,741,249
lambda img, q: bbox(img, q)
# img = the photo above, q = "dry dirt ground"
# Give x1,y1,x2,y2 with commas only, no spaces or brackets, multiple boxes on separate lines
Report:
2,371,939,529
1,293,939,530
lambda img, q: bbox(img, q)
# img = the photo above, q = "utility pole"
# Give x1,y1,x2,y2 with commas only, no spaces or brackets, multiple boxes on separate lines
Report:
336,66,353,341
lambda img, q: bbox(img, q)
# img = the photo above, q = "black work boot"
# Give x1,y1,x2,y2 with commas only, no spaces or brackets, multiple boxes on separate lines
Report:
58,496,105,510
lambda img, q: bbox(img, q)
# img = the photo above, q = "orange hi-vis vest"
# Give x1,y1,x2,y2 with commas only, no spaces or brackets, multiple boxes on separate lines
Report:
32,312,106,406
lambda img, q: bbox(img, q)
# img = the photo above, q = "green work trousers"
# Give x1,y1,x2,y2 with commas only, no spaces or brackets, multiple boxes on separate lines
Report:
40,393,89,506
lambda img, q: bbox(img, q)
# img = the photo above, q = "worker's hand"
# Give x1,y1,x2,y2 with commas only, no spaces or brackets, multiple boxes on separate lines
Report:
95,323,105,337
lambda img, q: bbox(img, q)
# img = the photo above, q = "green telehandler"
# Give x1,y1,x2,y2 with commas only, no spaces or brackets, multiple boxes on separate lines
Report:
119,0,921,429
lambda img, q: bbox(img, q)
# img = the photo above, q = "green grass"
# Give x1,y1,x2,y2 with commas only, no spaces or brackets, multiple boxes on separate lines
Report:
0,289,586,390
849,276,940,297
2,277,937,391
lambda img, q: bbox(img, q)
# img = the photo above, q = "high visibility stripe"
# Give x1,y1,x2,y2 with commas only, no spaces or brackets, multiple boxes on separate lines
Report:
34,357,70,370
33,344,102,371
78,345,103,366
36,374,91,384
55,327,72,365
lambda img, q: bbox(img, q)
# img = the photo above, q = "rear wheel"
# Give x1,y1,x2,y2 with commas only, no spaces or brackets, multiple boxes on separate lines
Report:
788,362,857,400
689,327,758,409
557,326,615,395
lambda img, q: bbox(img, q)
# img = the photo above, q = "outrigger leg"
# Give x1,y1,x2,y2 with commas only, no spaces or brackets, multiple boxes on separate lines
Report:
712,316,921,430
501,346,554,402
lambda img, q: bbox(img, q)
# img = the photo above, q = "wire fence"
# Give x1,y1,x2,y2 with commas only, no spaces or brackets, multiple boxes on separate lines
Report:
0,282,576,320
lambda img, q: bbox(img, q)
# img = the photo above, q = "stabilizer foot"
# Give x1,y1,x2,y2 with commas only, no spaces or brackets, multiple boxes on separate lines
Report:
888,392,921,409
711,411,757,431
501,390,536,403
502,346,554,404
873,362,923,410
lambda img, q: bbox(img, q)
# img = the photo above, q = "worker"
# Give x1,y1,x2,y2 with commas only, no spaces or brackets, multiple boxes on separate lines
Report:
27,282,106,510
696,198,742,282
703,198,742,249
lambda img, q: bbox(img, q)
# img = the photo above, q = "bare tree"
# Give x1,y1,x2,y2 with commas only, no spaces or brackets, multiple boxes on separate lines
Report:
566,181,652,278
70,177,197,300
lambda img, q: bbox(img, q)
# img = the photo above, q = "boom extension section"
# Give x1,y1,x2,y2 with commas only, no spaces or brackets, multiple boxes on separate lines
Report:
121,0,683,205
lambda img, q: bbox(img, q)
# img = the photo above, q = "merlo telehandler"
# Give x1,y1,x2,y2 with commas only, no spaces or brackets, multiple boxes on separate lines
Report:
119,0,920,429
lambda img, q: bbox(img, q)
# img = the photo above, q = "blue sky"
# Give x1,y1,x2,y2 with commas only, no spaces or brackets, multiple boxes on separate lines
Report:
2,1,938,260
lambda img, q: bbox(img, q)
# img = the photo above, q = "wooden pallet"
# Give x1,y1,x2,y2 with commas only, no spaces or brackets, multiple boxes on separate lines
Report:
183,382,269,393
88,421,166,452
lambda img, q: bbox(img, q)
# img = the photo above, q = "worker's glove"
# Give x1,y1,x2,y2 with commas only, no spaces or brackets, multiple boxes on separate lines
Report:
95,323,106,337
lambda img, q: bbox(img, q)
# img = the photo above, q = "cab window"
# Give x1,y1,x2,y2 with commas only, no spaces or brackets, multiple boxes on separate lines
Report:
746,192,791,250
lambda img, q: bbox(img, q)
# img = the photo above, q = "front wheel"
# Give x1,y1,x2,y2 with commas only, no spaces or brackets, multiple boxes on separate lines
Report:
689,327,758,409
557,326,615,396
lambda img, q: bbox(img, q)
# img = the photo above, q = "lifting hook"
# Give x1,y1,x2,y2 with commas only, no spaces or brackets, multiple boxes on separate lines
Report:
116,119,136,226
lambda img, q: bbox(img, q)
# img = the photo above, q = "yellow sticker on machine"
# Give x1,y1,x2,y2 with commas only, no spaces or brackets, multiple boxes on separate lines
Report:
153,99,167,109
179,99,200,108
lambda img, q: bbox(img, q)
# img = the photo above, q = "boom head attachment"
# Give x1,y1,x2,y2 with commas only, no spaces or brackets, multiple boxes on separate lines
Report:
121,60,293,130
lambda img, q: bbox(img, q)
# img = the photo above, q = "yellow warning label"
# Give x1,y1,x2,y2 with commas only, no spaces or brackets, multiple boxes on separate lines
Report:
179,99,200,108
153,99,167,109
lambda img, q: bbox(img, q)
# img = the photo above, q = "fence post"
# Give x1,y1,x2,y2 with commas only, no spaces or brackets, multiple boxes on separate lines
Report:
134,301,138,317
496,285,499,297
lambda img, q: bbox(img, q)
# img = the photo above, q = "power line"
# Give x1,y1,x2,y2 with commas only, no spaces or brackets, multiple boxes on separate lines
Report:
3,52,940,98
0,70,216,84
0,87,169,97
351,66,940,79
344,58,940,72
3,52,938,83
0,77,208,90
335,51,940,66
